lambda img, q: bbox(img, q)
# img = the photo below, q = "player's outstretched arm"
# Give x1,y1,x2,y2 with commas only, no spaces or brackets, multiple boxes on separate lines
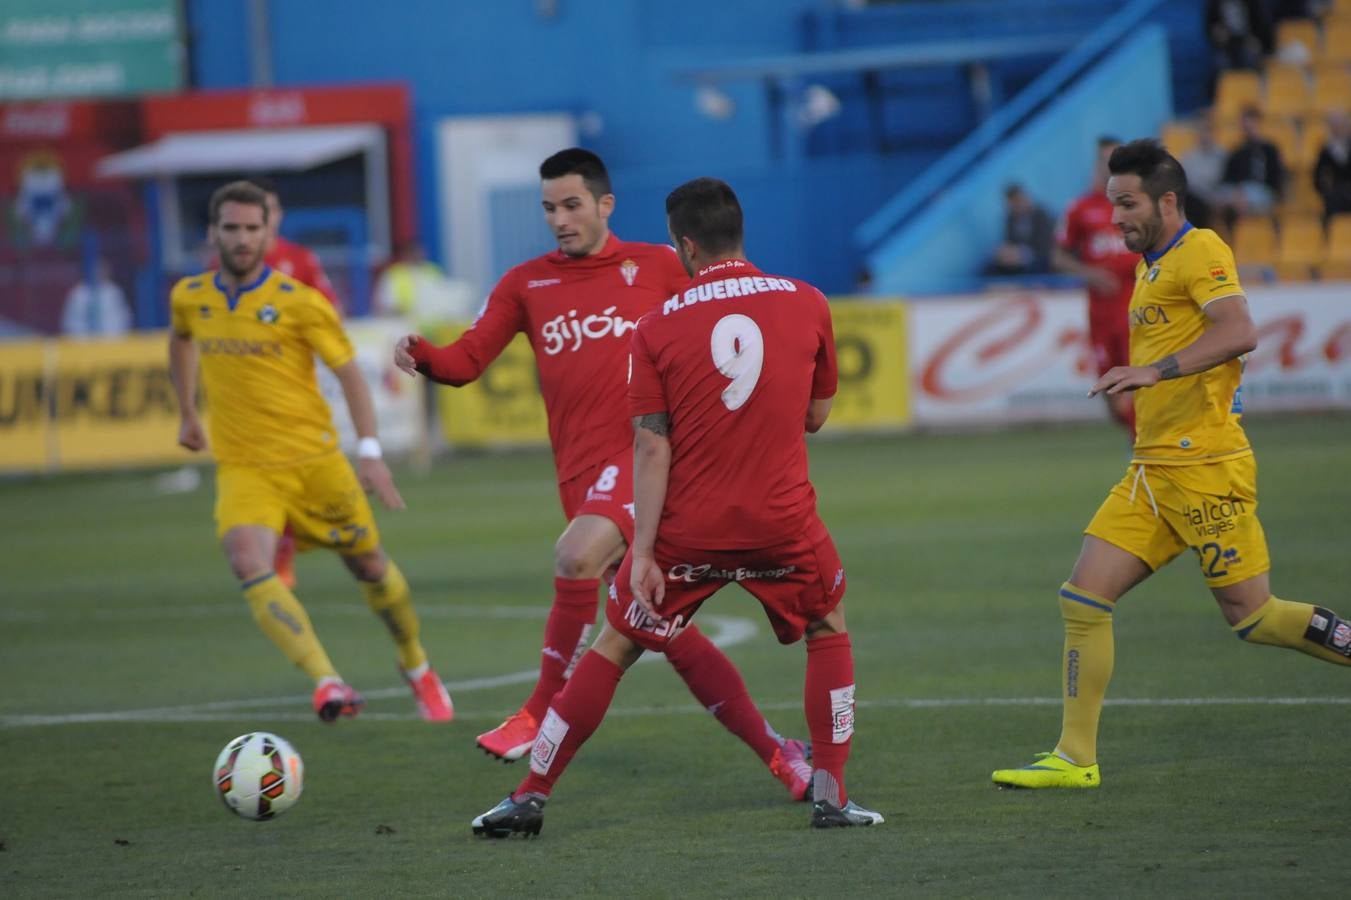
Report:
392,276,526,385
393,334,422,377
1089,295,1257,397
331,359,406,510
630,412,672,618
168,332,207,451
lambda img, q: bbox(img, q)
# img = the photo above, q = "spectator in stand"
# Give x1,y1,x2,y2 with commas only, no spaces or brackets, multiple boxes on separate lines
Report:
1219,107,1286,226
61,257,132,338
1180,117,1228,229
1313,109,1351,222
1206,0,1273,73
984,184,1055,276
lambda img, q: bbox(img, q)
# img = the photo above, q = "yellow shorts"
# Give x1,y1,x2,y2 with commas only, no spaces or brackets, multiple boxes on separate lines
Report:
215,451,380,555
1084,455,1270,588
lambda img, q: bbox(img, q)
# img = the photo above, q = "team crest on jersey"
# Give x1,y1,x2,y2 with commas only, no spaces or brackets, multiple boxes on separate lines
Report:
1208,260,1229,282
198,305,211,318
619,258,639,286
1146,265,1161,283
257,304,280,324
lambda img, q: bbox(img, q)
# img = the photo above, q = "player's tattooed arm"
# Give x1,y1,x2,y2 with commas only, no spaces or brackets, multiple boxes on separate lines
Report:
633,412,670,436
1150,354,1182,380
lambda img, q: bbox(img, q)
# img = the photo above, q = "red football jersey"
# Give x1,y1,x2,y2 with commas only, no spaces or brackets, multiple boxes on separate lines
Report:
1057,192,1137,332
628,259,837,550
209,236,341,311
268,237,340,310
411,234,687,483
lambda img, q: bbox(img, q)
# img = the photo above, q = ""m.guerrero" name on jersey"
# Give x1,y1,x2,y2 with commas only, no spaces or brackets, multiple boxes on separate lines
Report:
662,275,798,315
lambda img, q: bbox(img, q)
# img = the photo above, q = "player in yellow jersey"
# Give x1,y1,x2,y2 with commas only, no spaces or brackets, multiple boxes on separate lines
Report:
993,139,1351,789
168,181,454,723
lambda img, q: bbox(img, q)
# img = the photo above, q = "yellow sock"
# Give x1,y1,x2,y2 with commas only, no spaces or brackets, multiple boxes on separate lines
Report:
1233,596,1351,666
242,572,339,681
359,560,427,671
1054,582,1116,766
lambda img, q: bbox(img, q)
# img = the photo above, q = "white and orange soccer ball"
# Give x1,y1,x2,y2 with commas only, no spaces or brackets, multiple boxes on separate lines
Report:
213,732,304,820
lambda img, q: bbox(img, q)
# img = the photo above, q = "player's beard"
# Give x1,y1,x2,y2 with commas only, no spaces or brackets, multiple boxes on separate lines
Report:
1121,207,1163,254
673,244,695,277
219,244,264,279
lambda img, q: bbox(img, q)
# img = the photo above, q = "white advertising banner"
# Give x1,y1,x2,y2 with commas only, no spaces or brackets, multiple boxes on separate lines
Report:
908,284,1351,426
1241,284,1351,412
909,291,1103,425
316,317,425,455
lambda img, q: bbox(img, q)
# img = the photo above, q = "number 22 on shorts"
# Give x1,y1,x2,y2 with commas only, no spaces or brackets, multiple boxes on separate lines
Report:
711,314,764,410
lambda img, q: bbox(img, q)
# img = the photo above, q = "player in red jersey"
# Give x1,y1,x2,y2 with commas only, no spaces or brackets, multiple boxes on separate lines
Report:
1055,136,1139,436
395,150,812,798
250,177,342,311
207,179,344,590
470,177,883,838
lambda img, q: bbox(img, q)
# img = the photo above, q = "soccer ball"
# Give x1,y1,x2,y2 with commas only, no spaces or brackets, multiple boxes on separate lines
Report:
213,732,304,820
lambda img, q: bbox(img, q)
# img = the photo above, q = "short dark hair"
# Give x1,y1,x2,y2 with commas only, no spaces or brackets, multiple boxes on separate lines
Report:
1107,138,1188,212
245,175,279,197
539,148,612,198
209,180,269,224
665,177,743,257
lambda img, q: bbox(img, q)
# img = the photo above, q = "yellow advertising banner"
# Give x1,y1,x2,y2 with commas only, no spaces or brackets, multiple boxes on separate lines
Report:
824,300,910,431
431,325,550,448
430,301,909,449
0,341,54,470
2,303,909,472
0,333,200,472
50,334,200,469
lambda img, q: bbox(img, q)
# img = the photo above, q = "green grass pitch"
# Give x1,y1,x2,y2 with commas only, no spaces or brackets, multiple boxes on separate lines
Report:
3,416,1349,898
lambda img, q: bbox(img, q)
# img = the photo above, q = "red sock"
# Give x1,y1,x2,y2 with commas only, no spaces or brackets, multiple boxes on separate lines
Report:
665,626,781,765
516,650,623,798
805,632,854,806
522,577,599,721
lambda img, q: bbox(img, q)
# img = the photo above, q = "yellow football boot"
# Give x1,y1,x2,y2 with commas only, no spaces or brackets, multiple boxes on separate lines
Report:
992,752,1101,789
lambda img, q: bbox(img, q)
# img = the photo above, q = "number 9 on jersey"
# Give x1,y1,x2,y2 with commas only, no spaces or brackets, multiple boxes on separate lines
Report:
710,314,764,411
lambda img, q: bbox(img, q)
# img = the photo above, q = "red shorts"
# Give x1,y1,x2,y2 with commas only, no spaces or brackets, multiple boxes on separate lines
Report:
1089,325,1130,376
605,515,846,652
557,448,635,543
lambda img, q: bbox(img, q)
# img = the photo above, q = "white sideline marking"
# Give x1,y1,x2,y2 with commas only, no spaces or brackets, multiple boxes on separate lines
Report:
5,695,1350,729
0,603,556,624
0,614,759,728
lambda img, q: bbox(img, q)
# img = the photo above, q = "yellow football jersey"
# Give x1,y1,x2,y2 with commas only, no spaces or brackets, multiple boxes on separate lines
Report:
1128,224,1250,466
170,268,354,467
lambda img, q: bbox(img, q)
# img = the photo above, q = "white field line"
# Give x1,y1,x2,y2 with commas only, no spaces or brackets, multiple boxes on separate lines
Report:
0,614,758,728
5,600,1349,727
5,695,1351,728
0,603,555,624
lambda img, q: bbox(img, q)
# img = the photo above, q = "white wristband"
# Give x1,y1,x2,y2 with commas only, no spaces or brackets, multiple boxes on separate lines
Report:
356,436,383,459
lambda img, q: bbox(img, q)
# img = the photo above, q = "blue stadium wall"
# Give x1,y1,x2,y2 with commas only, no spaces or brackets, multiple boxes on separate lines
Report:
186,0,1211,293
